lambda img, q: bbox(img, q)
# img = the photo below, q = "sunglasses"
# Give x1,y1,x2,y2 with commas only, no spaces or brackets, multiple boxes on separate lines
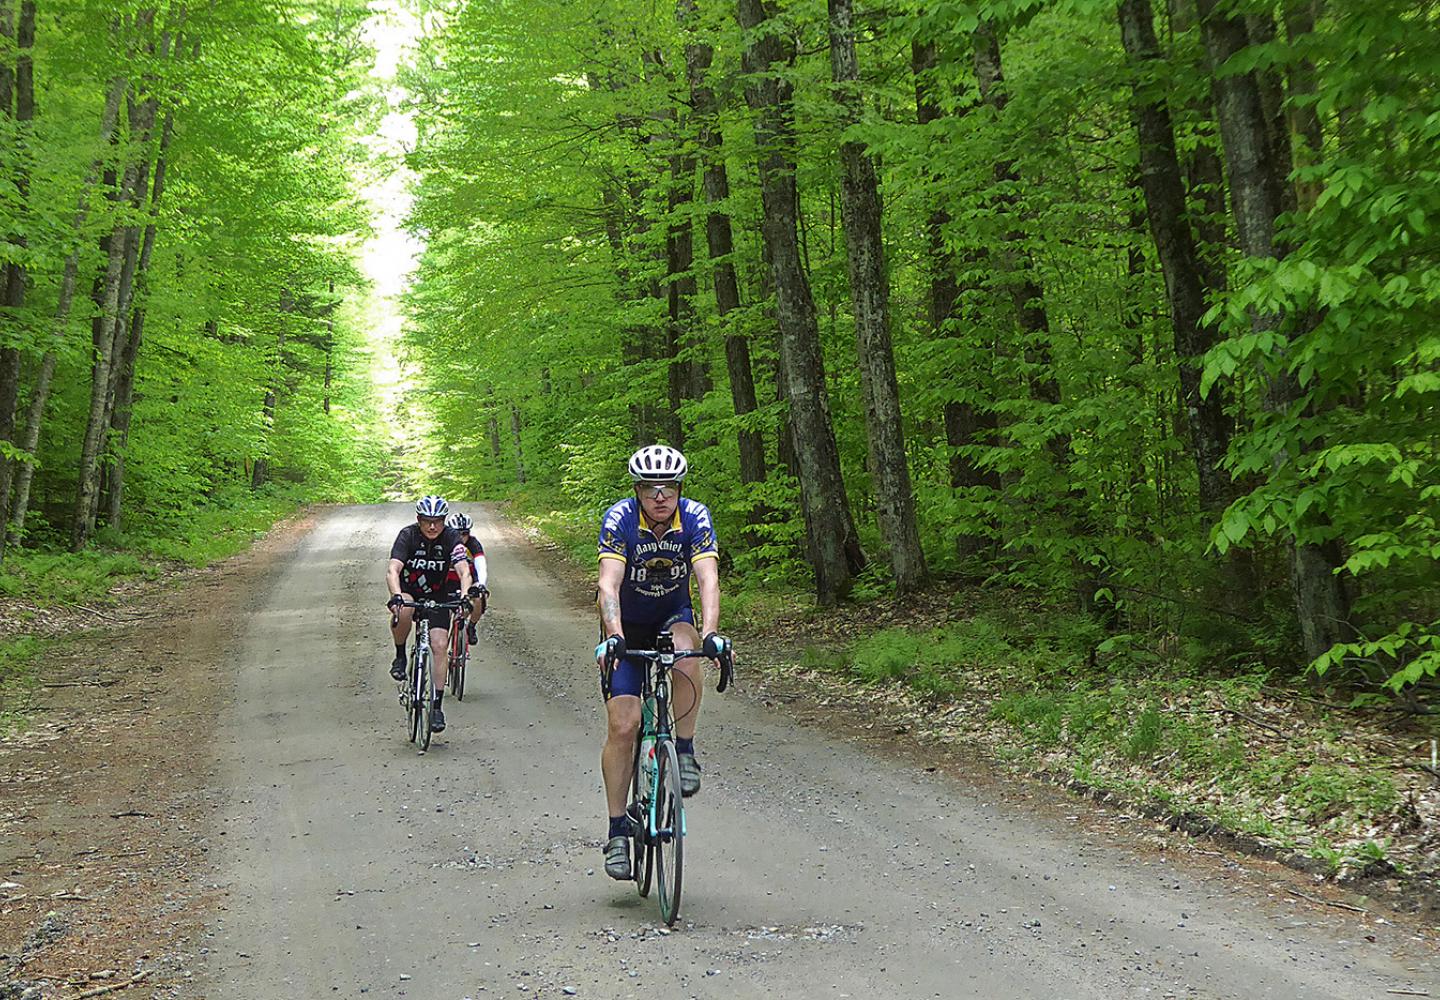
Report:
418,516,445,527
637,482,681,499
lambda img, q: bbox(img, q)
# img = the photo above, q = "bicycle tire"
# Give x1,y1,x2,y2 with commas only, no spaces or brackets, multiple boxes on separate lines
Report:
653,739,684,926
630,737,654,898
415,646,433,752
450,620,467,701
406,644,420,744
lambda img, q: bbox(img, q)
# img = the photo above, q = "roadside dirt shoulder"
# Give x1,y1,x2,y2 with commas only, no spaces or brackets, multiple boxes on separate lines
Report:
0,512,316,998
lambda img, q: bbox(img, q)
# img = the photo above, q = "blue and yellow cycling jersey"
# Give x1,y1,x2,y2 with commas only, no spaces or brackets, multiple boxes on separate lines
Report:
598,496,718,625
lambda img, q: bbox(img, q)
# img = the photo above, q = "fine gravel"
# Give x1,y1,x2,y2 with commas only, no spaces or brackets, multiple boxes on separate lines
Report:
189,503,1437,999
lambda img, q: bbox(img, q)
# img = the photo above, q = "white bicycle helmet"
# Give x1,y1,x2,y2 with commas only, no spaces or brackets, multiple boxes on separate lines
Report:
415,495,449,517
628,444,688,482
447,512,473,531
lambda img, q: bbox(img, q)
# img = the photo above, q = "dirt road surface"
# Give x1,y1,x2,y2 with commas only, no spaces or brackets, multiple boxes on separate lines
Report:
3,502,1433,997
160,503,1434,1000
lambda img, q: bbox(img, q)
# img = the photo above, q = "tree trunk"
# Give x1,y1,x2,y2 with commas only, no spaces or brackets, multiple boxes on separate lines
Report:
736,0,864,604
1194,0,1351,660
665,148,696,449
0,1,35,554
8,70,127,549
105,106,173,531
72,66,160,550
828,0,927,593
323,280,334,414
679,0,765,488
1118,0,1236,515
509,402,526,485
975,23,1115,625
1283,0,1324,212
252,290,293,490
912,37,1000,563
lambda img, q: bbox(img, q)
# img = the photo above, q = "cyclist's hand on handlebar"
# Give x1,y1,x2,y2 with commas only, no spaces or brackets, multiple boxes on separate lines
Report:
595,634,625,668
467,584,483,598
702,631,732,661
387,594,404,611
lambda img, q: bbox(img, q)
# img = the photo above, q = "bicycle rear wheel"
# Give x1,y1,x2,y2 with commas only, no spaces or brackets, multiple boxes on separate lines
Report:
630,738,654,898
653,739,684,925
414,647,433,751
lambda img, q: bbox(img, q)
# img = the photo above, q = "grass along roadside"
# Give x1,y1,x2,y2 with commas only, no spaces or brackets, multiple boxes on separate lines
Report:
0,491,309,728
759,605,1440,889
502,492,1440,890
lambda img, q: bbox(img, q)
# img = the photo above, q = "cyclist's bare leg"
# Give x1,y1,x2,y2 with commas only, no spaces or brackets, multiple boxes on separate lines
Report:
390,592,417,645
668,620,704,742
429,625,450,690
602,695,641,817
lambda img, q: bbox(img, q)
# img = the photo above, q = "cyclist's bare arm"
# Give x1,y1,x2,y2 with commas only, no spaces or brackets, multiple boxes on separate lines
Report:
596,559,625,659
386,559,406,602
693,556,720,638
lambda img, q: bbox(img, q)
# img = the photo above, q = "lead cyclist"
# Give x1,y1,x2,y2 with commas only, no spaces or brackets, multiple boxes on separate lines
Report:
593,445,732,880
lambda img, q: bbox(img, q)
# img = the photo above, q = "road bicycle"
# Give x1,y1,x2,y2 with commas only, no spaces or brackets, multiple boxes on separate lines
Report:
392,597,469,751
603,631,733,926
447,586,487,701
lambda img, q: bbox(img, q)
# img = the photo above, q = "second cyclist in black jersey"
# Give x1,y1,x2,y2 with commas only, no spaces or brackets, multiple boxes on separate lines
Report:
385,495,478,733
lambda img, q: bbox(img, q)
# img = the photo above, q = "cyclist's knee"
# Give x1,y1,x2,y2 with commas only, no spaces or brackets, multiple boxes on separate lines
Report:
606,701,641,743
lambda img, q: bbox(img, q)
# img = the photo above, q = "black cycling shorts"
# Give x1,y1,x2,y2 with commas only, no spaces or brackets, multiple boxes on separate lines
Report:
607,607,695,699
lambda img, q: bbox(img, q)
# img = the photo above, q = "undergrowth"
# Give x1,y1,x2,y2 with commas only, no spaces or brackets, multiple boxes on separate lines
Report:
0,489,301,608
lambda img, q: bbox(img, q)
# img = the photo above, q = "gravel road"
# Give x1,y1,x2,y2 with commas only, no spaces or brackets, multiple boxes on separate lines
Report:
190,503,1436,999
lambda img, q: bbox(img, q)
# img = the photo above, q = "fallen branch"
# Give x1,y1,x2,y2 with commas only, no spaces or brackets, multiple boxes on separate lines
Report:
67,969,151,999
1385,990,1430,997
1178,705,1294,740
1220,707,1293,740
41,679,118,689
1287,888,1368,914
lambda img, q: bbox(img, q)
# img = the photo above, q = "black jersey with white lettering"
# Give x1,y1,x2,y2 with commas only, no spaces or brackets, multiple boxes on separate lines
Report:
389,524,468,597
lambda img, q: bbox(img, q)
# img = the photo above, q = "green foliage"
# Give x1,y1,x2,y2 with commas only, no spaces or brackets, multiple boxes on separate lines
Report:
0,0,387,552
389,0,1438,707
0,551,153,605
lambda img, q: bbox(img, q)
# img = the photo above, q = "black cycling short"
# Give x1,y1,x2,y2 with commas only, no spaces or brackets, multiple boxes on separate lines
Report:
607,607,696,699
405,593,462,629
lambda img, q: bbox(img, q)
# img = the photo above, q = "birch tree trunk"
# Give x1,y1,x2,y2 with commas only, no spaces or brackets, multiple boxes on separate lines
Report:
827,0,927,593
736,0,864,605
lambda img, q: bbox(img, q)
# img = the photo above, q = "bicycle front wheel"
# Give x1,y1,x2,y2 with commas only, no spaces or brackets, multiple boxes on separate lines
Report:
631,738,654,898
449,622,467,701
653,740,684,926
414,648,433,752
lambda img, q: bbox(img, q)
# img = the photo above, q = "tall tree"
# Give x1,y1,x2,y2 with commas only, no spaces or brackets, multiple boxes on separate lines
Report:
679,0,766,491
1194,0,1351,660
736,0,864,604
827,0,927,592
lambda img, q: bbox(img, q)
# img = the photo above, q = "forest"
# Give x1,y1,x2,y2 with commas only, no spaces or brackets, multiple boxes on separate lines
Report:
0,0,1434,702
0,0,388,569
400,0,1438,699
